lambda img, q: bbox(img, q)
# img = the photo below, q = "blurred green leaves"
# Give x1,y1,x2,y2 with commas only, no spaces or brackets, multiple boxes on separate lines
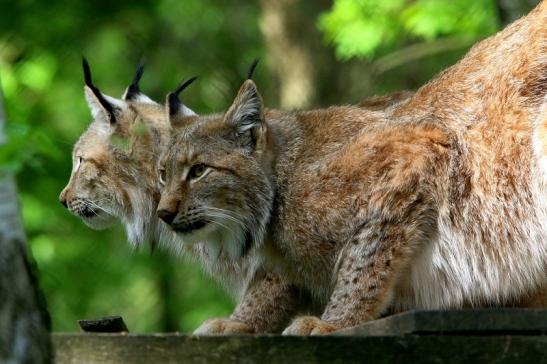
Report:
19,53,57,92
318,0,405,60
319,0,500,60
402,0,498,40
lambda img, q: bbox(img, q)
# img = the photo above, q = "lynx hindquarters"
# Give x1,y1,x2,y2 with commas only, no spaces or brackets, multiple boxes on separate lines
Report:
283,1,547,334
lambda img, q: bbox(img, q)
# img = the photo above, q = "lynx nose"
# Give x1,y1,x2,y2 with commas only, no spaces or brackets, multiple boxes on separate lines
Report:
59,193,68,208
157,209,176,225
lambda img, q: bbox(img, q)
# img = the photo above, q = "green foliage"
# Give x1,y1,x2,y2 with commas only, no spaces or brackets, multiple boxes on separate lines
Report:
319,0,500,60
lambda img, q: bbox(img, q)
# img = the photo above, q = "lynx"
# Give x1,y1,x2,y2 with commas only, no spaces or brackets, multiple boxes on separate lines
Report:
59,60,268,298
59,58,416,309
60,59,172,245
158,1,547,335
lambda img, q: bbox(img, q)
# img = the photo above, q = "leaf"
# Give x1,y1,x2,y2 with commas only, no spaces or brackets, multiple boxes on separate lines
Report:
318,0,499,60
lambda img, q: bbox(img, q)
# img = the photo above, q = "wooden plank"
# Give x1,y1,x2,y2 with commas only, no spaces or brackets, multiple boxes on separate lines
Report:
53,333,547,364
335,309,547,336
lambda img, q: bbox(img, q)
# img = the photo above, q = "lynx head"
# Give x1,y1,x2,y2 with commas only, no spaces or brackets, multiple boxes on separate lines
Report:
59,59,195,246
157,60,274,259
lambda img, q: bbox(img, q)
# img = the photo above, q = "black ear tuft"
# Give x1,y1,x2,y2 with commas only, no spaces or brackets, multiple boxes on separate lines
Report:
82,57,117,124
82,57,93,88
247,58,260,80
125,59,145,100
167,76,198,117
172,76,199,98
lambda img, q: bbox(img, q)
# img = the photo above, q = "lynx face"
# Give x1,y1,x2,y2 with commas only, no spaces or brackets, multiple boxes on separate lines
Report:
158,80,274,258
59,60,191,246
61,121,125,230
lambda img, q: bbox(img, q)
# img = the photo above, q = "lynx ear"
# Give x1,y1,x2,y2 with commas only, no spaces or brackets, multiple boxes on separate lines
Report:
224,79,265,149
165,76,198,123
82,58,123,124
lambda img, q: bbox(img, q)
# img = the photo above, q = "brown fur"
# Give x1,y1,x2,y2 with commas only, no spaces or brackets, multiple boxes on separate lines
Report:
59,90,168,239
159,2,547,335
59,83,262,296
59,66,415,335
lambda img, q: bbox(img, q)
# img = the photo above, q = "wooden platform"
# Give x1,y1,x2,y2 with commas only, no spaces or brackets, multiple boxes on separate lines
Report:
335,308,547,336
53,309,547,364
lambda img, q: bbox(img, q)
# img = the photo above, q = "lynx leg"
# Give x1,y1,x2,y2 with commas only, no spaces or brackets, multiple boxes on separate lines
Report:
284,201,435,335
194,271,301,335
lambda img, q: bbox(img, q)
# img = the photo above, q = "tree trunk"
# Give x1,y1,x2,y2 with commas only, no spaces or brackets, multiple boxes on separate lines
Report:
0,81,52,363
258,0,375,109
258,0,318,109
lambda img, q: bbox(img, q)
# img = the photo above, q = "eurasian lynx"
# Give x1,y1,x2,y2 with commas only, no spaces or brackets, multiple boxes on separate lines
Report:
59,59,413,315
58,60,267,297
158,2,547,335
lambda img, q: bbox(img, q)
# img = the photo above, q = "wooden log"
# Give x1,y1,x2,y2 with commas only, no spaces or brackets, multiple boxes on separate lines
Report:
54,309,547,364
53,333,547,364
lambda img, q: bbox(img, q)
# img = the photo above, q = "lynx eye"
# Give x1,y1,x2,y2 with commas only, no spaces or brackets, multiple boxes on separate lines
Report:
159,168,167,186
74,156,82,171
188,164,208,180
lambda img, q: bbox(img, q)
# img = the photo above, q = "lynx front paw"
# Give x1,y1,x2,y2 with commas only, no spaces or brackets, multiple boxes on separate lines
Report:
193,318,254,335
282,316,337,336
